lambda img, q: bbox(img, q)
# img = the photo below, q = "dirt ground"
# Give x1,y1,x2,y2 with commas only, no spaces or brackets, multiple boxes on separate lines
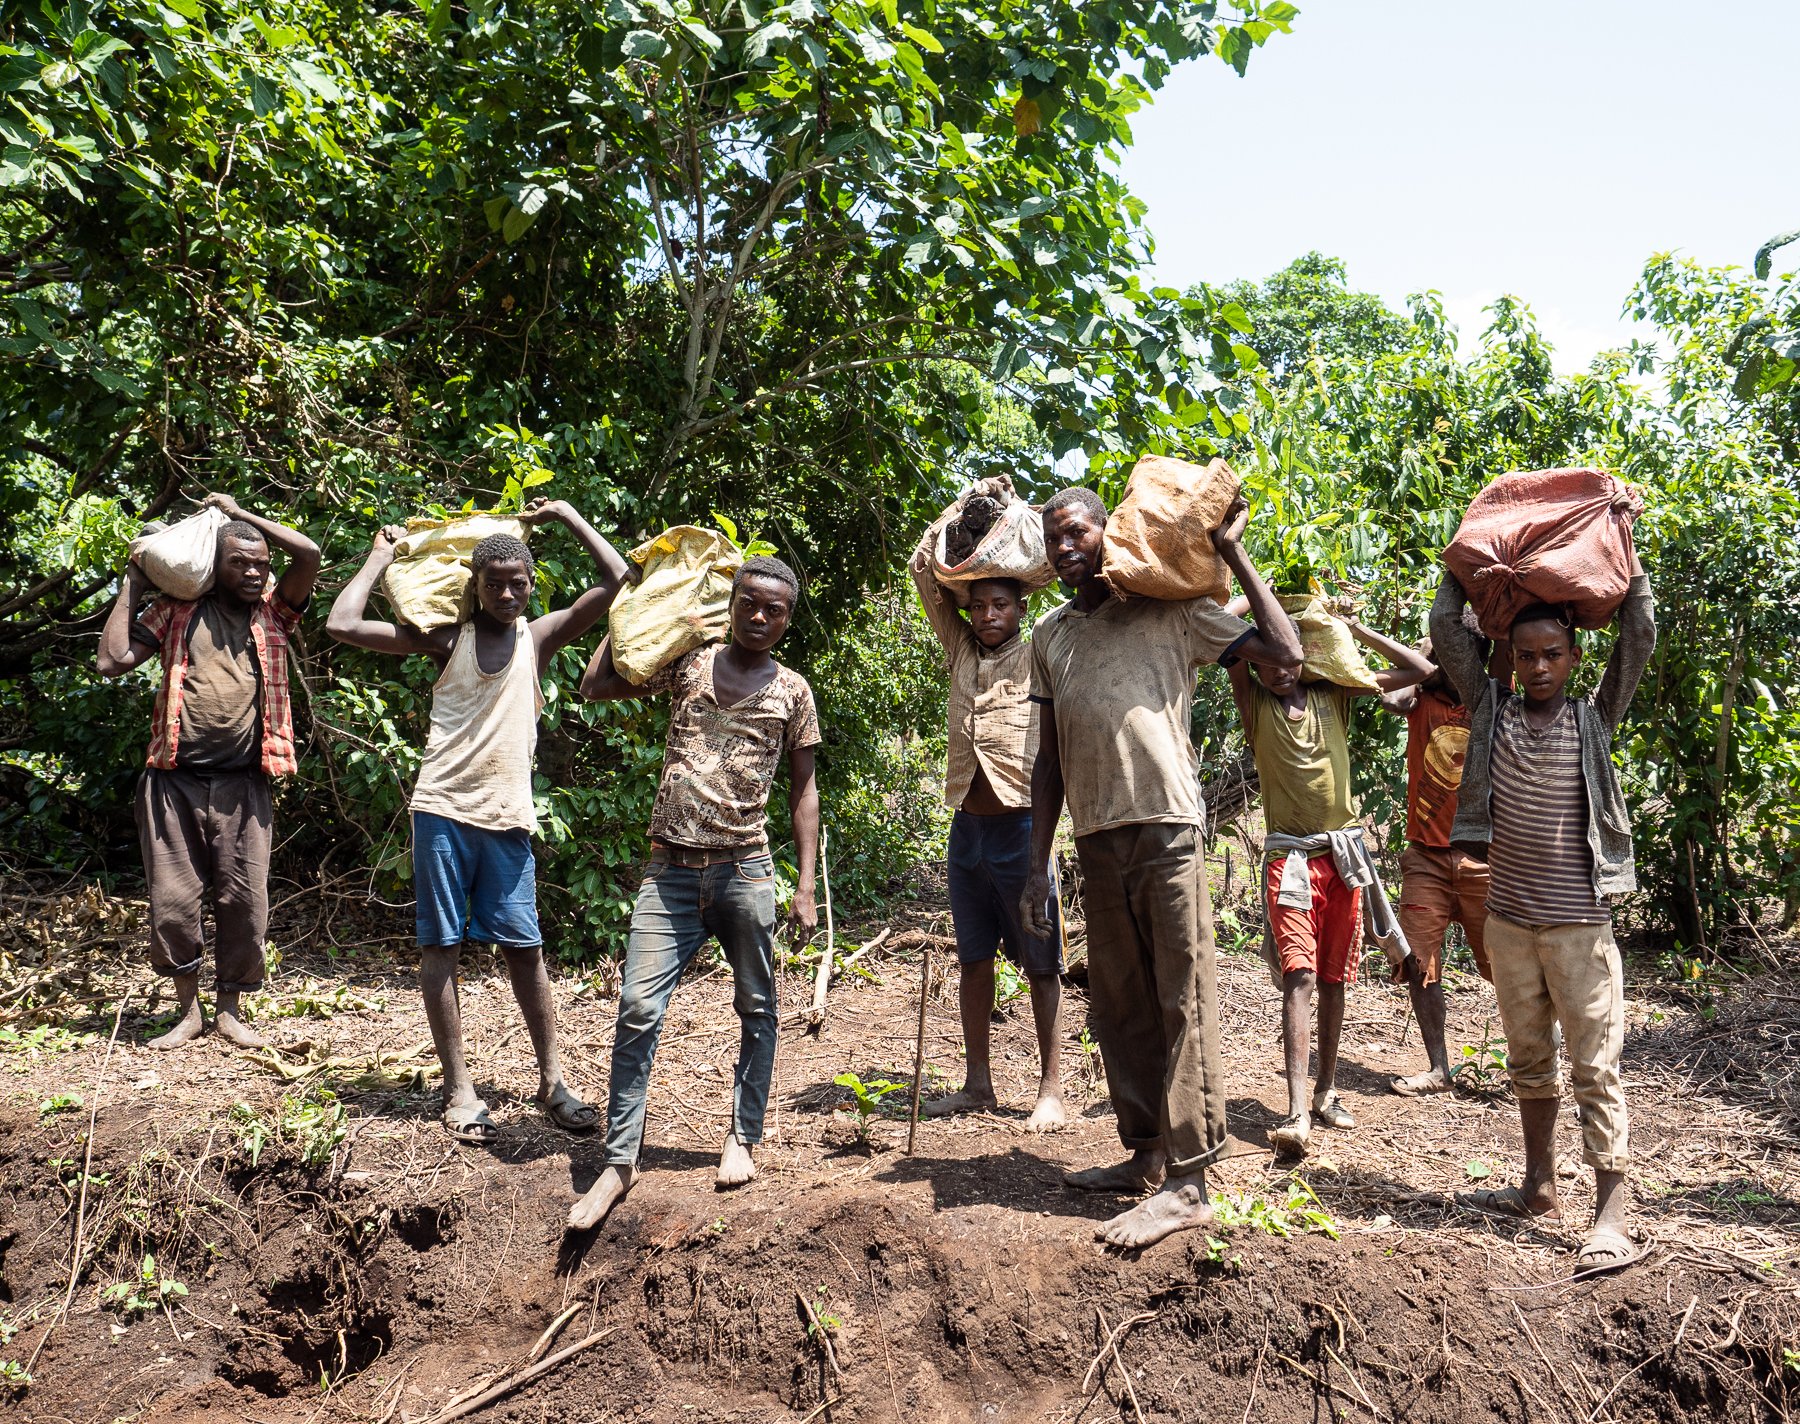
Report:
1,872,1798,1423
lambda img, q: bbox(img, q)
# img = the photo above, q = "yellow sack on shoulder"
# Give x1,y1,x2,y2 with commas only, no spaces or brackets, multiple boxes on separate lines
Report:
1278,594,1382,693
608,526,743,685
382,513,527,630
1101,455,1241,603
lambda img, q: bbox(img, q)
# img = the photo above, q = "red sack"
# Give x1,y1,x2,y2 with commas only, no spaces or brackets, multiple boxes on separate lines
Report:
1443,468,1642,639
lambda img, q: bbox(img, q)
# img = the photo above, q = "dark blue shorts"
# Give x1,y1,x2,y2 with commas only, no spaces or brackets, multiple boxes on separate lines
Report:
413,811,541,949
947,809,1063,977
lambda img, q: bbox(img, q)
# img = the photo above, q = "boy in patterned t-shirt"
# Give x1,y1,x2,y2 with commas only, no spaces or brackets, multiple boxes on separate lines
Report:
569,556,821,1230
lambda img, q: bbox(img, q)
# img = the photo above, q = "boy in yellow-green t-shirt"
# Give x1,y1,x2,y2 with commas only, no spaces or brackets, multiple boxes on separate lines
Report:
1227,608,1431,1161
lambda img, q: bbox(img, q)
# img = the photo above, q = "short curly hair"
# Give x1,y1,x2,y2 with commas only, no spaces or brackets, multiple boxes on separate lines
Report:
1041,486,1108,525
471,533,534,577
733,554,800,605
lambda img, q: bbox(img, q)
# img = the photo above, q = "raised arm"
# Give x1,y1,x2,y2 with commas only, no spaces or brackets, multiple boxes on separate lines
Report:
908,510,972,655
1427,571,1487,708
1595,551,1655,733
1378,683,1421,717
518,499,631,669
578,635,643,702
1226,655,1256,731
97,562,159,678
1211,496,1303,672
203,492,321,610
324,525,452,661
786,745,820,939
1346,615,1435,696
1018,710,1065,939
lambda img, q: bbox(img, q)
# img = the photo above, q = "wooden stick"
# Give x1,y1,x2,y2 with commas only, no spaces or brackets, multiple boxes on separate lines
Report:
835,927,892,979
905,947,931,1155
25,993,129,1378
806,826,835,1031
1052,856,1071,970
527,1301,585,1363
415,1327,616,1424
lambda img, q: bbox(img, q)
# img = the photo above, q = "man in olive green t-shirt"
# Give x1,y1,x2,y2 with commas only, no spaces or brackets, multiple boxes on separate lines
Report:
1020,487,1303,1250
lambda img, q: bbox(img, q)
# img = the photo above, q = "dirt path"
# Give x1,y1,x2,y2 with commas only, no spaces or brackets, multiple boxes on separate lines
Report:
1,884,1797,1421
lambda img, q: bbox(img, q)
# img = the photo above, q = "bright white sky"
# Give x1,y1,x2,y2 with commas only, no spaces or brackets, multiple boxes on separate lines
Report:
1119,1,1800,371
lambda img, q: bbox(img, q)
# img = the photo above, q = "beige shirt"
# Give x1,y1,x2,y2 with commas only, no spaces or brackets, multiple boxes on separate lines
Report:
908,537,1037,809
1030,594,1251,838
410,621,544,834
645,644,822,851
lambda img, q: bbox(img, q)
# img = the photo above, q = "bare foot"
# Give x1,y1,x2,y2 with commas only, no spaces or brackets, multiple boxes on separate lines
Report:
1025,1089,1067,1133
922,1086,999,1118
717,1132,756,1189
1098,1177,1213,1249
1391,1068,1452,1097
214,1009,267,1050
568,1164,636,1231
1063,1149,1165,1194
147,1003,206,1051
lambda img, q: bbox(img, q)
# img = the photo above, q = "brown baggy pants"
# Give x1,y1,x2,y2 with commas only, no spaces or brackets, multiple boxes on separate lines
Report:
1074,822,1228,1175
134,768,271,992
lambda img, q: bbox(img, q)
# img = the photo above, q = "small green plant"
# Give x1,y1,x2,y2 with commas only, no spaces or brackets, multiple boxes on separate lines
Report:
1456,1019,1509,1092
250,980,386,1021
1075,1027,1105,1090
833,1071,906,1146
1198,1235,1243,1271
1465,1159,1492,1181
38,1092,82,1120
0,1023,96,1067
993,959,1028,1007
229,1089,350,1169
807,1286,842,1335
1213,1177,1340,1241
0,1359,30,1391
102,1254,187,1318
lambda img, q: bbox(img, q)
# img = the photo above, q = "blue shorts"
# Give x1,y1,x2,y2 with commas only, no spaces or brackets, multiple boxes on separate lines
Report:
947,810,1063,977
413,811,540,949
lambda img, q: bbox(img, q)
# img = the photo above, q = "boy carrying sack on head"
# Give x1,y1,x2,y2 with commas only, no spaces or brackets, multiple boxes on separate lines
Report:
327,499,630,1145
569,555,821,1231
1226,600,1432,1159
1432,549,1655,1276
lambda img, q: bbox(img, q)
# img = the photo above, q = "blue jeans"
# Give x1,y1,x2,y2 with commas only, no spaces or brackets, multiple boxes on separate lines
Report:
604,853,779,1166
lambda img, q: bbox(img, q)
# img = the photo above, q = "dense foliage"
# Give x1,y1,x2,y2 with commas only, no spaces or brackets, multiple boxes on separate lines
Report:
0,0,1292,954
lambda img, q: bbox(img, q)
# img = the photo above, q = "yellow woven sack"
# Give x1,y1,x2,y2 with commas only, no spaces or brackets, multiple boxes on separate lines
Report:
1100,455,1241,603
1278,594,1381,693
381,513,528,630
608,526,743,685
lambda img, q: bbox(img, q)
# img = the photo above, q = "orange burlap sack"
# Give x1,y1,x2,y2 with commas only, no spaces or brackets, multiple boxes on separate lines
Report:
1100,455,1241,603
1443,469,1641,639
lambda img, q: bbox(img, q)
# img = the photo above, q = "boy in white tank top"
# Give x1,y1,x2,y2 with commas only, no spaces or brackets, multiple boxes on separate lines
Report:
328,499,629,1145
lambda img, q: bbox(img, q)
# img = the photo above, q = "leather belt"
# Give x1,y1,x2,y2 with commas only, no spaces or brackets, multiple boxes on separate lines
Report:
649,840,767,868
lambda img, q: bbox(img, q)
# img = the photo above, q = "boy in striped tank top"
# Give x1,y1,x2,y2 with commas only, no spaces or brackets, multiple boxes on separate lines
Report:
329,500,629,1146
1431,552,1655,1276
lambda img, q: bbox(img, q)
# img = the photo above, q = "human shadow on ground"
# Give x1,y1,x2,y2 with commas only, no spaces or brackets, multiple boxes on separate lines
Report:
872,1146,1126,1223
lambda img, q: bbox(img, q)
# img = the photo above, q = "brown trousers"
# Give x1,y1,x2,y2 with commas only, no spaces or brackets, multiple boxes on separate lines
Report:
134,768,271,992
1075,822,1228,1175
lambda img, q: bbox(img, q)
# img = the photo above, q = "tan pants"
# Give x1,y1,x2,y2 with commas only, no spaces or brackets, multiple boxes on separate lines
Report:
1486,911,1629,1171
1074,823,1227,1175
1397,844,1491,983
135,768,271,993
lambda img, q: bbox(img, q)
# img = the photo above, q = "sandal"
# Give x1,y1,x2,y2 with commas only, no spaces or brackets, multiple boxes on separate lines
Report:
537,1083,599,1133
1390,1070,1453,1098
1455,1185,1562,1222
443,1101,500,1145
1574,1226,1642,1278
1312,1092,1356,1129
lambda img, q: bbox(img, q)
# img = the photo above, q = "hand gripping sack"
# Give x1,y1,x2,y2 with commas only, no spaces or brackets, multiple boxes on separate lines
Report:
1277,594,1381,693
608,526,743,685
929,475,1056,606
130,506,231,601
381,513,528,631
1100,455,1241,603
1442,468,1641,639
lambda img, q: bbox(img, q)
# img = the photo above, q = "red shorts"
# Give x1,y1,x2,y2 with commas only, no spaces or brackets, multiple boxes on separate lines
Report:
1265,854,1363,985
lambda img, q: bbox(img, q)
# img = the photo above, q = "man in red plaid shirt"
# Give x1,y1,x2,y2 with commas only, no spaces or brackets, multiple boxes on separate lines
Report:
98,493,320,1050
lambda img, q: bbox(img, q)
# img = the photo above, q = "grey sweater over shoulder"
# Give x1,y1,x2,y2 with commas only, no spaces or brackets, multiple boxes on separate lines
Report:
1428,571,1656,902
